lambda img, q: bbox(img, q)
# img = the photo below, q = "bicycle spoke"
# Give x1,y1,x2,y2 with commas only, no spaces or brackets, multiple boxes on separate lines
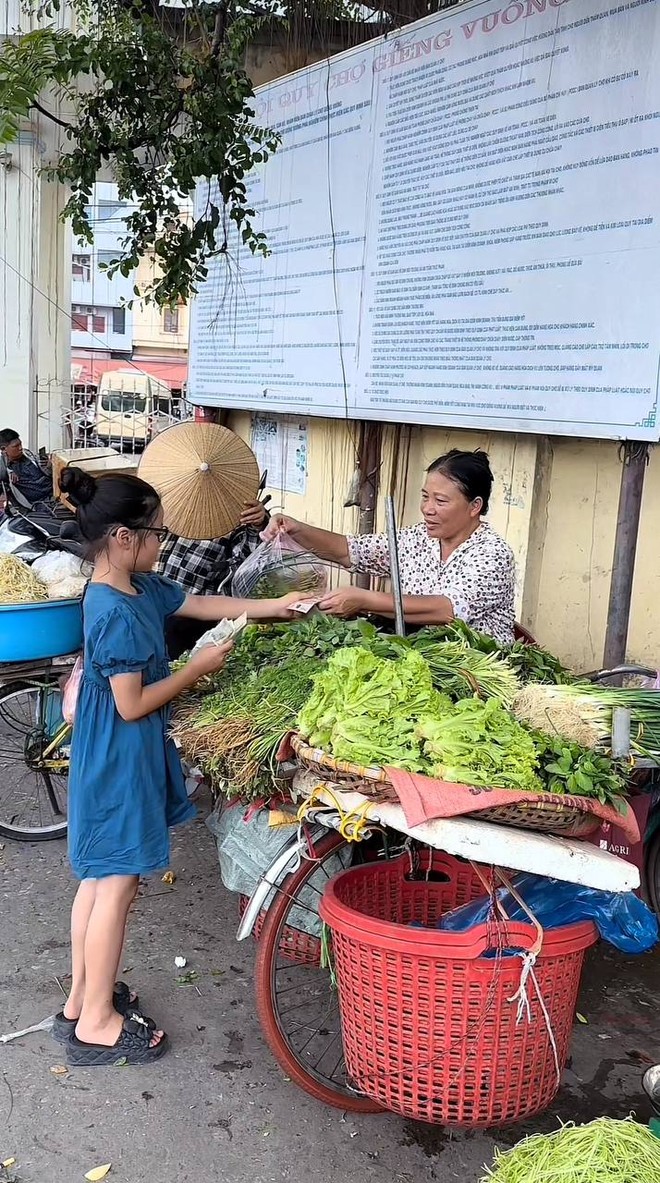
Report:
309,1030,343,1074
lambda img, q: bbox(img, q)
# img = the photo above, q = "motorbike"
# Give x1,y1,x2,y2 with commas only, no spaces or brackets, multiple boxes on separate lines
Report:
0,502,84,564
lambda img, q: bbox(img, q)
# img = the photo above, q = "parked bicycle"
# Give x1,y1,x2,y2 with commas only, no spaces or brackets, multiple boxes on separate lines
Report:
0,656,73,840
236,652,660,1111
0,508,82,840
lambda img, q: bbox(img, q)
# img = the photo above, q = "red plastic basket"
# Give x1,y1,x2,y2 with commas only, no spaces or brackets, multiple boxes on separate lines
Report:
319,855,597,1126
237,850,486,968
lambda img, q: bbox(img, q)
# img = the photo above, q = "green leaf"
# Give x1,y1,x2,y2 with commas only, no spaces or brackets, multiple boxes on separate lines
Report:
0,0,283,307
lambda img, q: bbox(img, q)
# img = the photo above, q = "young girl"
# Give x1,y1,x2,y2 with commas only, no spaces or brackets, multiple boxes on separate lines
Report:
55,466,298,1067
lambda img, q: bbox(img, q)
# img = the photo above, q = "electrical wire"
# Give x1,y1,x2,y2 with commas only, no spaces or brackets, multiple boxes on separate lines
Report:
0,248,171,382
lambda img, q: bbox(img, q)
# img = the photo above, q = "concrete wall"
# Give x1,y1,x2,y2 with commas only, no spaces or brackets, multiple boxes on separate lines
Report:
133,250,190,360
0,129,71,450
1,3,72,450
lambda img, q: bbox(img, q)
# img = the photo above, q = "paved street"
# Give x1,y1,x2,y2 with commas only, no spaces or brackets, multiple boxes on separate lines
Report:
1,804,659,1183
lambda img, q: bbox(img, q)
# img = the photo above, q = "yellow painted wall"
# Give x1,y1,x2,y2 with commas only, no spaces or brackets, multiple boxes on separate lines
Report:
228,410,361,545
531,439,658,672
227,410,657,673
133,254,190,358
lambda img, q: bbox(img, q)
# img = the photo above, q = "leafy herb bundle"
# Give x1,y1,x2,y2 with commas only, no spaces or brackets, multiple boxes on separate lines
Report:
533,733,627,810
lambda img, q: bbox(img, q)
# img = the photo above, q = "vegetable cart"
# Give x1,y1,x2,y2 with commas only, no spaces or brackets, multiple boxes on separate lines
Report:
235,771,642,1120
183,621,659,1117
174,503,660,1121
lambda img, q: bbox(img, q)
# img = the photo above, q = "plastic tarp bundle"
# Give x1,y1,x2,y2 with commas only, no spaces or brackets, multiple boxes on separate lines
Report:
438,872,658,954
231,533,328,600
206,804,349,937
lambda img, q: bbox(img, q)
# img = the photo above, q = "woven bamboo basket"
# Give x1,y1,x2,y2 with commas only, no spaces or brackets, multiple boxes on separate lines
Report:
291,735,399,803
290,734,602,837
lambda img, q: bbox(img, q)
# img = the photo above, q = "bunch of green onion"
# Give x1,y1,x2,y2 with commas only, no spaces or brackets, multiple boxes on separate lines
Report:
513,682,660,762
411,638,521,708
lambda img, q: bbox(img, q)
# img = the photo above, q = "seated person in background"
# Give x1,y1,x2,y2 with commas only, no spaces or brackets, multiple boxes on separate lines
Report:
0,428,54,507
156,499,269,660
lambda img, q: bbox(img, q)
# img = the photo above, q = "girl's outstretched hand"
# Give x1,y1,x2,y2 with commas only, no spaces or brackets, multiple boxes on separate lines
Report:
188,639,234,679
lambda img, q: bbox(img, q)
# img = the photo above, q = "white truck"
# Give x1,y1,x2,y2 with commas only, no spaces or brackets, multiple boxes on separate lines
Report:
95,370,174,451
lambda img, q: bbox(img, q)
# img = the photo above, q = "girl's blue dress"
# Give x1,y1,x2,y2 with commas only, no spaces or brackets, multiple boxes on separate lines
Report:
68,574,195,880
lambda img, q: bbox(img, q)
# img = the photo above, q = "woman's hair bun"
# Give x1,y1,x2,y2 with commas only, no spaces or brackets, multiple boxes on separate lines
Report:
60,465,97,508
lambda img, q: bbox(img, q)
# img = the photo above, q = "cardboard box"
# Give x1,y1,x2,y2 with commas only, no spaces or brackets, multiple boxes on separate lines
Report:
52,448,140,509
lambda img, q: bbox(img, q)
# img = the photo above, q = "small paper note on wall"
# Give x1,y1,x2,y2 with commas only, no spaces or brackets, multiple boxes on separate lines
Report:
251,414,308,496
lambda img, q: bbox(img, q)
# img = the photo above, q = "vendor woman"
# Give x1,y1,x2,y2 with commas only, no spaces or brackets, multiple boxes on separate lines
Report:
263,449,515,645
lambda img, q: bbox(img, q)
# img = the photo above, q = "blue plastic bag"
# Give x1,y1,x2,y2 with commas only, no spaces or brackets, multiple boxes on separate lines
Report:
437,873,658,954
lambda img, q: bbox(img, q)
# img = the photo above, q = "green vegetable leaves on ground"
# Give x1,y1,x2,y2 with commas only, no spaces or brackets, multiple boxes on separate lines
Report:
481,1117,660,1183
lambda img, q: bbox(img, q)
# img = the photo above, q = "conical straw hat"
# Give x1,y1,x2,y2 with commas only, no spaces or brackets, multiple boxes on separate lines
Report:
138,422,260,540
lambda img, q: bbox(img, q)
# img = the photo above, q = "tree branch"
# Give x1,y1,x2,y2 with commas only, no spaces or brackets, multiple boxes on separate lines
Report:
211,3,230,58
33,99,72,131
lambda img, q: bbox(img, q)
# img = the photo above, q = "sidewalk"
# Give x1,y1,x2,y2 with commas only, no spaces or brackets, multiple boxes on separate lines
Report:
1,808,658,1183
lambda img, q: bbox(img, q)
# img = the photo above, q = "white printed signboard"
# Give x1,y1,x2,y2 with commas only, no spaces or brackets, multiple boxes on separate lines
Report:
189,0,660,441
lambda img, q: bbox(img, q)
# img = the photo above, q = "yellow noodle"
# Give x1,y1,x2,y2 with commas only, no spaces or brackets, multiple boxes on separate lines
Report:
0,555,48,605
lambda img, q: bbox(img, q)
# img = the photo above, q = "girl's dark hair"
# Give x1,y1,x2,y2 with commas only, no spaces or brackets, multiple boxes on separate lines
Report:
427,449,493,513
60,467,161,553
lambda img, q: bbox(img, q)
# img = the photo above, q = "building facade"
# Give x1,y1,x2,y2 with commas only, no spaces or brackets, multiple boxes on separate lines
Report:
70,186,189,395
0,2,72,450
70,182,135,373
130,240,190,394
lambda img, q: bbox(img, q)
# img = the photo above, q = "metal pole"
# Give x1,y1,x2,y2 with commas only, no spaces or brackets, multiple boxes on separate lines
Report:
385,494,406,637
603,441,649,669
355,421,383,591
611,706,632,760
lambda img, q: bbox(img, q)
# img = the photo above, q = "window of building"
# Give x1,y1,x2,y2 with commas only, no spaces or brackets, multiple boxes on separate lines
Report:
163,307,179,335
92,314,106,334
72,308,88,332
97,250,120,270
97,200,125,222
72,254,91,282
112,307,126,335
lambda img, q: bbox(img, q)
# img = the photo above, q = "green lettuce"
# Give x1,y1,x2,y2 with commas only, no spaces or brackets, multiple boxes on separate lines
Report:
417,697,542,791
297,648,449,770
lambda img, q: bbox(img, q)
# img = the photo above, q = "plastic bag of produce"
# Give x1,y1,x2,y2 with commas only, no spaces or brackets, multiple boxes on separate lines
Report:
231,533,328,600
62,656,83,725
47,576,87,600
437,872,658,954
32,551,87,584
206,803,349,937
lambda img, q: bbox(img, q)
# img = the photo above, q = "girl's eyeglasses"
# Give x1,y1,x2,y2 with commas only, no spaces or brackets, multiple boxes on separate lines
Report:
109,525,169,542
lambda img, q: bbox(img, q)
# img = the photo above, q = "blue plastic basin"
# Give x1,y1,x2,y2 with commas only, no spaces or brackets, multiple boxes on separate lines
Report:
0,598,83,662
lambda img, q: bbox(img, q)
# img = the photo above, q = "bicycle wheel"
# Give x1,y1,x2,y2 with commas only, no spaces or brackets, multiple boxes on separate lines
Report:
0,680,69,840
645,820,660,916
254,829,383,1113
